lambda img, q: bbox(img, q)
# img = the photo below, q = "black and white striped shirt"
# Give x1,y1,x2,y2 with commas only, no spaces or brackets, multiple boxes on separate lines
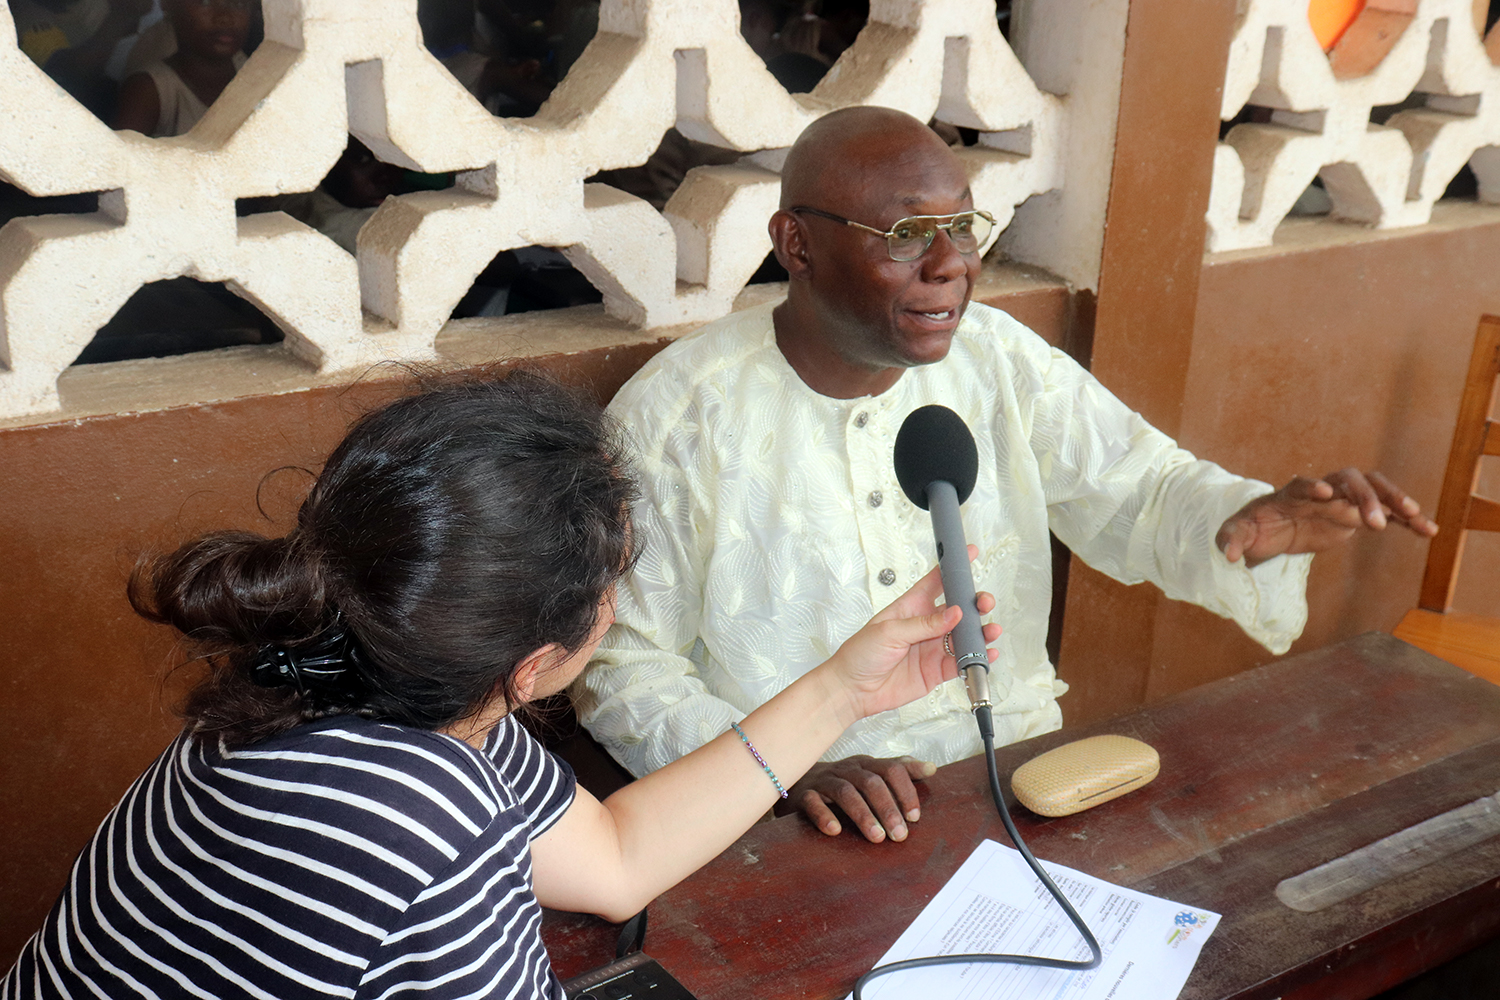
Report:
4,714,576,1000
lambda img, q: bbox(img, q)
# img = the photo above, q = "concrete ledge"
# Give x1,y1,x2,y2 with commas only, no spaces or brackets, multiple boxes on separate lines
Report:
1205,198,1500,265
6,260,1071,430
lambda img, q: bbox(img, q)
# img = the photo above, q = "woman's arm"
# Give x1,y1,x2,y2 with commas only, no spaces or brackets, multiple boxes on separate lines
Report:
530,559,997,921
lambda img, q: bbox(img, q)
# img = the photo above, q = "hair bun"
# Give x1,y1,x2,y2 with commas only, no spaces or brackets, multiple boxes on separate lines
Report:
130,530,330,652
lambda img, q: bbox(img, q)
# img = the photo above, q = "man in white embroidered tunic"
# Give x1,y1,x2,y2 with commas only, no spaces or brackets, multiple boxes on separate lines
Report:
574,106,1437,845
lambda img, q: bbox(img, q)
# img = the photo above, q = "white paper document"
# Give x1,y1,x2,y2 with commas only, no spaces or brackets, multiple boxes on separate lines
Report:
852,839,1220,1000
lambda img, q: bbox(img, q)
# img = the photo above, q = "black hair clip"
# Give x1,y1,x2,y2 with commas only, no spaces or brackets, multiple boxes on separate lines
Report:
250,614,362,693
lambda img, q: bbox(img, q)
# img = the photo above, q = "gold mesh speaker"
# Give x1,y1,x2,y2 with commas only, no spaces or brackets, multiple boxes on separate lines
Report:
1010,735,1159,817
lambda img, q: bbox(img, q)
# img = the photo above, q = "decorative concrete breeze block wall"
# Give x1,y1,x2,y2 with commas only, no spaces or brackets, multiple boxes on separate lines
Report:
0,0,1082,420
1210,0,1500,252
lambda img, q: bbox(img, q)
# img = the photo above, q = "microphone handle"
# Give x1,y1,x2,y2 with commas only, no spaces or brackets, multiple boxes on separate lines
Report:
926,480,992,710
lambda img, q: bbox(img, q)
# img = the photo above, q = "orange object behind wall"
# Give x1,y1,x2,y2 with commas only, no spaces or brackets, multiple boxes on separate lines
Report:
1310,0,1365,50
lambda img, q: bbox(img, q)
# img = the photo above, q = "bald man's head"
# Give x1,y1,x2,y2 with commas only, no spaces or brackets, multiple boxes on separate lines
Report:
779,107,959,212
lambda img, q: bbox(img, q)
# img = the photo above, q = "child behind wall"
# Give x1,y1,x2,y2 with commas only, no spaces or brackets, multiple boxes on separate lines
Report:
111,0,250,137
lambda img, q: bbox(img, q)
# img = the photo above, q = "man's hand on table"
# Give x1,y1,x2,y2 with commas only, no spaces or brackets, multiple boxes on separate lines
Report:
775,755,937,843
1217,468,1438,568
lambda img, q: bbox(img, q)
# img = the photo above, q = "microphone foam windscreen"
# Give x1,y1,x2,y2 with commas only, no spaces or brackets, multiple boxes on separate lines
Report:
893,404,979,509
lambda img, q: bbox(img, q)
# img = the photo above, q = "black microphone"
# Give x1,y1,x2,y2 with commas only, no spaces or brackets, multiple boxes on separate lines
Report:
861,406,1105,999
893,404,995,714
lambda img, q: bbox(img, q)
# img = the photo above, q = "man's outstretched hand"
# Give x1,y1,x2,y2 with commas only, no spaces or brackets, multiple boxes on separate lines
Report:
774,755,936,843
1217,468,1438,567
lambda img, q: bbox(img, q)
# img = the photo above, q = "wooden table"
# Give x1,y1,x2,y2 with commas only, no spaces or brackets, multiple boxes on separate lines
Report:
542,634,1500,999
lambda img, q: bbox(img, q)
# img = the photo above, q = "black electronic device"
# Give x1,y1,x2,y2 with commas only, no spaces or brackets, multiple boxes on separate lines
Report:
560,950,700,1000
560,909,700,1000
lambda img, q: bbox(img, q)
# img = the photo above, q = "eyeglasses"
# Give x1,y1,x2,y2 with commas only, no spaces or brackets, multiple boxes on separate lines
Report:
789,207,996,262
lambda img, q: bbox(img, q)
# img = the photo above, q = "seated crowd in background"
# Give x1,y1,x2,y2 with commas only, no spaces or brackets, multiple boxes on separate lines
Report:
1,0,923,360
6,0,277,362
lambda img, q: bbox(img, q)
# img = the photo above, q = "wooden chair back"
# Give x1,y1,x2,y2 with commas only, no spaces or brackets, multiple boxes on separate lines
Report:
1394,315,1500,685
1418,314,1500,612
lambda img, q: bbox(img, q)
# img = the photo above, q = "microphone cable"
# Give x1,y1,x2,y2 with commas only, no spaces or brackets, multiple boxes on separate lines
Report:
851,703,1103,999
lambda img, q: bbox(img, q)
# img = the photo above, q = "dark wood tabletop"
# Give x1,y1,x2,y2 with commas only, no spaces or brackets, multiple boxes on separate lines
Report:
542,633,1500,1000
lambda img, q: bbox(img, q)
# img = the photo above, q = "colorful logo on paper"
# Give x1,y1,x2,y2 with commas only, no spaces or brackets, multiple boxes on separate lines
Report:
1166,911,1211,948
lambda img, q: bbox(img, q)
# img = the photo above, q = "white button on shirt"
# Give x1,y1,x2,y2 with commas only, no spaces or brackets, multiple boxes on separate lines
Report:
576,301,1311,777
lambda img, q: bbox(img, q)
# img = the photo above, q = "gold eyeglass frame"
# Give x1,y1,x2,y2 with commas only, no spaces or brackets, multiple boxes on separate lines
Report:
789,207,996,262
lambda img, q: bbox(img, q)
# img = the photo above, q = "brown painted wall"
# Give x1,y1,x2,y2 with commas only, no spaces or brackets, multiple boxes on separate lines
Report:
1147,214,1500,700
1,387,383,961
1057,210,1500,728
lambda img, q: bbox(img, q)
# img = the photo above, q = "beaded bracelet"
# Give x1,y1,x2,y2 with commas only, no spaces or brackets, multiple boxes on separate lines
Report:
730,721,789,799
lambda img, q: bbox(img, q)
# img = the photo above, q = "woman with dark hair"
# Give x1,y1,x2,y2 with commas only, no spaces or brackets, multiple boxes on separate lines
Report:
3,370,996,1000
